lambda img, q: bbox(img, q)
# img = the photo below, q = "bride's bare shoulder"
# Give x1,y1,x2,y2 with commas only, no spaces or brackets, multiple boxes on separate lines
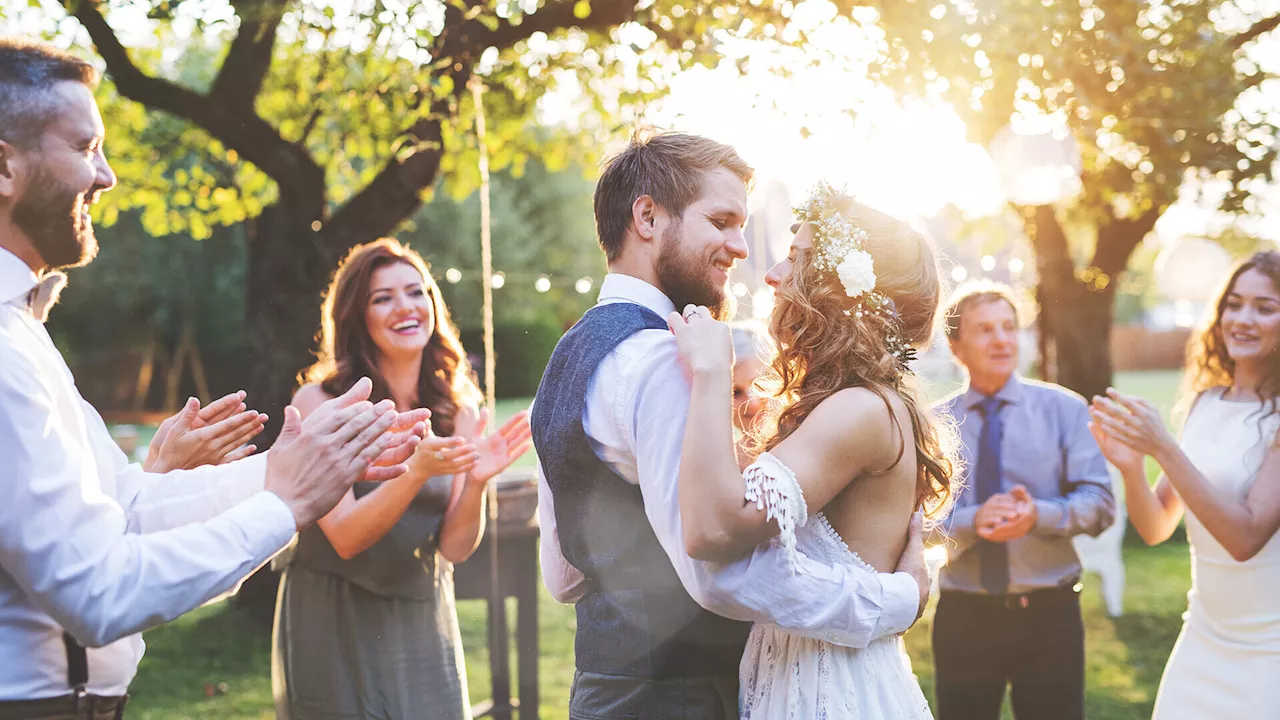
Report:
797,387,906,462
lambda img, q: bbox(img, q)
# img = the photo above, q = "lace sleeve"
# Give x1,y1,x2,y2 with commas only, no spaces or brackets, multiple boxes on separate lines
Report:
743,452,809,572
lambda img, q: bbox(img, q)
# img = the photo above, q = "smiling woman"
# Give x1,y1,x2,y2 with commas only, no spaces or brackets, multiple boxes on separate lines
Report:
273,238,533,720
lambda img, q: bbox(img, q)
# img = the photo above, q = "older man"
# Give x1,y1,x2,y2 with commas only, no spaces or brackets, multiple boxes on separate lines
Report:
932,283,1115,720
0,38,425,718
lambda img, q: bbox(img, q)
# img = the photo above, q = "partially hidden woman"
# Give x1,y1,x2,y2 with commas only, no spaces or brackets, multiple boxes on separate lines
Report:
1090,250,1280,720
273,238,532,720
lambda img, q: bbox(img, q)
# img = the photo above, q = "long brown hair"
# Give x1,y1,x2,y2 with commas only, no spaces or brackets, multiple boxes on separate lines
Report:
751,196,959,518
299,238,480,436
1179,250,1280,426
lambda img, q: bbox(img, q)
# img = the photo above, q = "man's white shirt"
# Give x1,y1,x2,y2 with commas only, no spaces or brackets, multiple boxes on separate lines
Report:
0,247,297,699
536,273,920,649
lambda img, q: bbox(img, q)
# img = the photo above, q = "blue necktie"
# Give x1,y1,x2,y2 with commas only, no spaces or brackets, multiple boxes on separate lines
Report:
975,396,1009,594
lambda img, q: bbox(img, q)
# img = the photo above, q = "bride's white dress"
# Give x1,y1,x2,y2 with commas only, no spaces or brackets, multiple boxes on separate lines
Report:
737,453,933,719
1151,388,1280,719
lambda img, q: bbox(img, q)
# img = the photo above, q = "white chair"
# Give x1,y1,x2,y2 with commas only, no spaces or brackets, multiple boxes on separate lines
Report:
1071,465,1127,617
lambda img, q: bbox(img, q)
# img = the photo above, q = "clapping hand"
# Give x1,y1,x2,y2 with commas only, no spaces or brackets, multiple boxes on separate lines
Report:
144,391,268,473
976,485,1038,542
668,304,733,377
404,416,480,480
457,407,533,486
1089,389,1174,460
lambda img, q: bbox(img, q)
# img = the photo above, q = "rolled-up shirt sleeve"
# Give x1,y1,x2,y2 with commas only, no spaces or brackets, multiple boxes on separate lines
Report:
624,339,919,648
0,353,297,648
536,464,589,603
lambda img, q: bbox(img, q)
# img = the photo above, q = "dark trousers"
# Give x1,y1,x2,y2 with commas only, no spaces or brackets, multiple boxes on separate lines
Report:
932,587,1084,720
568,670,737,720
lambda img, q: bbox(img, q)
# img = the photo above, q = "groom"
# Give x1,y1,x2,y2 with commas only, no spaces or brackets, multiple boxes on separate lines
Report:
532,130,930,719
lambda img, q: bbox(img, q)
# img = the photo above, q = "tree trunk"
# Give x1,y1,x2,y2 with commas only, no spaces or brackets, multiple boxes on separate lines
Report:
1025,205,1117,402
233,204,347,621
1038,276,1117,402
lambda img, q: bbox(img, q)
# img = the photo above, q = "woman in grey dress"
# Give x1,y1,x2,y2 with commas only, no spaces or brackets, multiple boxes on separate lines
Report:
273,238,532,720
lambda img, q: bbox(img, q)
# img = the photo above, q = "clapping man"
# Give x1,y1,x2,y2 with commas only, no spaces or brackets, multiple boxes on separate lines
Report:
932,283,1115,720
0,38,425,718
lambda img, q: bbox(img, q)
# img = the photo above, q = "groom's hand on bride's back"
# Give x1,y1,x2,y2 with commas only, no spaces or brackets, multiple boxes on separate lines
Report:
895,510,931,627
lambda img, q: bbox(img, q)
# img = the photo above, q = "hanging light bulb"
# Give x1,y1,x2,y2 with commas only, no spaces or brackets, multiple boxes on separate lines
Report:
575,277,594,294
535,275,552,293
490,271,506,289
445,268,462,284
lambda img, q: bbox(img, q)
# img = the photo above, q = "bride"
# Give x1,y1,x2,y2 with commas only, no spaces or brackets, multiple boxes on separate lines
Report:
669,185,958,718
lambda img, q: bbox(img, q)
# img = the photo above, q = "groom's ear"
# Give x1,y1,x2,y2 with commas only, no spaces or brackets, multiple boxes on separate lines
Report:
631,194,660,242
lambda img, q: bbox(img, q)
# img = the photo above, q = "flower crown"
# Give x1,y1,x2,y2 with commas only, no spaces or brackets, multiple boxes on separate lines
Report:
793,183,917,375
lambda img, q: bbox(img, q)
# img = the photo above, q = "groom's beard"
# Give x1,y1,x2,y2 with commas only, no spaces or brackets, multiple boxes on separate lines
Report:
13,162,99,270
655,221,735,321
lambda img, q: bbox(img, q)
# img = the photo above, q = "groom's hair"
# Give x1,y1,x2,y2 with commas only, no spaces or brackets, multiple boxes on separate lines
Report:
594,128,752,263
0,38,99,150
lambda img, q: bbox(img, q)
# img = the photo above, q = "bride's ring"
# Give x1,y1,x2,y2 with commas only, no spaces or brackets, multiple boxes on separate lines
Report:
683,306,703,320
435,451,445,461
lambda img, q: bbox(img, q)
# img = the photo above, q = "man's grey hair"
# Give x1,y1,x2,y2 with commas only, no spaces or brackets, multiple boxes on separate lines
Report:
0,38,99,149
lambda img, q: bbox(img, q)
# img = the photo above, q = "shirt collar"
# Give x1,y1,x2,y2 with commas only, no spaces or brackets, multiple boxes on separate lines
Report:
596,273,677,319
962,373,1025,410
0,247,39,307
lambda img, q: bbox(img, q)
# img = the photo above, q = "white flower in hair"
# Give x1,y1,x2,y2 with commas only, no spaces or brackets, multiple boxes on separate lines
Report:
835,249,876,299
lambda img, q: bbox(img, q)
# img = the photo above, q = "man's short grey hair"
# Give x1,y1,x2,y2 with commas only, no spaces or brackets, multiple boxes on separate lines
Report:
0,38,99,149
730,322,775,364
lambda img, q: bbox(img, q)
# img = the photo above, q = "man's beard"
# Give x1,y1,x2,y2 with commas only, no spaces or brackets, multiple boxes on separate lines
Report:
654,220,736,321
13,163,97,270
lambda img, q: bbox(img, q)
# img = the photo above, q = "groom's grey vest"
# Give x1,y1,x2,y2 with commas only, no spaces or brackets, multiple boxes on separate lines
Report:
532,302,751,681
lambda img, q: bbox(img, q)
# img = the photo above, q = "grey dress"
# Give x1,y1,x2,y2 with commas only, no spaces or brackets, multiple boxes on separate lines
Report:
272,475,469,720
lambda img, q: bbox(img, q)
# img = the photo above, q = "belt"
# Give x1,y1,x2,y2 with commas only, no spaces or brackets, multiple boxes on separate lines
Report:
941,580,1082,610
0,693,129,720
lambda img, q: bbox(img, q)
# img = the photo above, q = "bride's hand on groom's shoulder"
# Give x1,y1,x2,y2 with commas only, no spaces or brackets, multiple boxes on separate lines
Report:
668,304,732,378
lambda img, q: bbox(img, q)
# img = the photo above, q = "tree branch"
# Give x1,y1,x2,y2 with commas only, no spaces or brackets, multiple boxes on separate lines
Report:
1093,207,1161,276
209,0,287,110
1232,14,1280,50
70,0,325,214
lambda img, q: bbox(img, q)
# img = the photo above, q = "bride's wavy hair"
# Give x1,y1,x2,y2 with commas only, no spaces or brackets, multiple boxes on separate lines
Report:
299,238,480,436
750,196,960,519
1178,250,1280,429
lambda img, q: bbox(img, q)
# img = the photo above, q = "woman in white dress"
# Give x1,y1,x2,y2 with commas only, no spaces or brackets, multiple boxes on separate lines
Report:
1089,250,1280,719
669,185,959,719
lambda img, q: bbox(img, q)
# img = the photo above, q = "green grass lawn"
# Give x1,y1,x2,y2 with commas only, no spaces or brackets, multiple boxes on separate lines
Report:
126,369,1190,718
128,542,1192,719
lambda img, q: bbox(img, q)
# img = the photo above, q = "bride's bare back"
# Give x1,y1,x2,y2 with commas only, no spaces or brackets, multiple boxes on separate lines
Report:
817,389,919,573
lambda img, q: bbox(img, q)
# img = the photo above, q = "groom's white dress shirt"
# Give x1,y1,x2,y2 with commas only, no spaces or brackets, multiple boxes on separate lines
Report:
537,273,919,648
0,247,297,699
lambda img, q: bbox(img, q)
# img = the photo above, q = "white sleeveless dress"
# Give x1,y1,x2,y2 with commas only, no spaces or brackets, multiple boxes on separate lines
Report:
1152,389,1280,719
737,453,933,719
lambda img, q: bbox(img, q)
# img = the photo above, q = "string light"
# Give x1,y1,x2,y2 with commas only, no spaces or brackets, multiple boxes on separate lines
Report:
1009,258,1025,274
490,271,506,289
951,266,968,282
445,268,462,284
733,282,749,297
981,255,996,272
575,277,594,294
535,275,551,293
